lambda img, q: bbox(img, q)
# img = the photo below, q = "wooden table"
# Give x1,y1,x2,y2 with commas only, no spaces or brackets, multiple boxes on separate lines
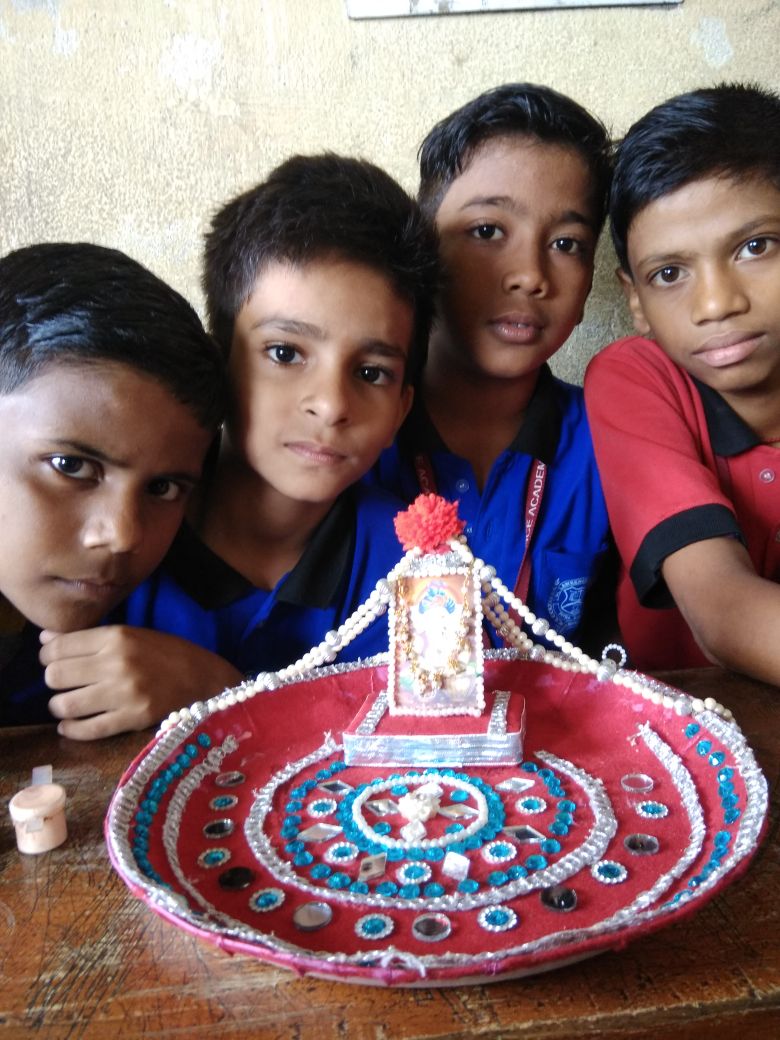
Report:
1,669,778,1039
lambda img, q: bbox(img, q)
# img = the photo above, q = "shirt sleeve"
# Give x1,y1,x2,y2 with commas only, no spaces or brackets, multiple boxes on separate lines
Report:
584,338,742,608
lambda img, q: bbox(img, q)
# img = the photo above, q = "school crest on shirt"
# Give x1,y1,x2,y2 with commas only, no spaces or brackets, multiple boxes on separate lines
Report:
547,576,587,633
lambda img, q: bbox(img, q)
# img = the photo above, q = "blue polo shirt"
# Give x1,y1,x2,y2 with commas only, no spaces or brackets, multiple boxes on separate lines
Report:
370,366,612,641
122,483,406,675
1,618,52,725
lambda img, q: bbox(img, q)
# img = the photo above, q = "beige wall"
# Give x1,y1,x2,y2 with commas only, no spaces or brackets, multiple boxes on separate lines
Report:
2,0,778,382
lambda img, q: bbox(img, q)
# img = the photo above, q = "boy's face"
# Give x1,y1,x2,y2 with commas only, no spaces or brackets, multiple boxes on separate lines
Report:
622,174,780,399
0,362,211,631
227,258,414,509
431,135,598,381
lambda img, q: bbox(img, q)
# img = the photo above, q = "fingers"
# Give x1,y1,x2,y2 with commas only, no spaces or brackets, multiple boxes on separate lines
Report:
50,684,156,740
55,710,138,742
39,626,115,665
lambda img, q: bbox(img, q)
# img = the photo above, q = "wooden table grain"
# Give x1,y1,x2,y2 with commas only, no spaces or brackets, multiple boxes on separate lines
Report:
1,669,778,1040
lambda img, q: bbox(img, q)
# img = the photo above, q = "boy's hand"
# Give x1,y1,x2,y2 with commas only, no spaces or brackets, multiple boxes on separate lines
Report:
40,627,243,741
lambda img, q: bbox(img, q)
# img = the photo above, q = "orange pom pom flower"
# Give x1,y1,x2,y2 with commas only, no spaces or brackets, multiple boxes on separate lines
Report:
393,494,465,553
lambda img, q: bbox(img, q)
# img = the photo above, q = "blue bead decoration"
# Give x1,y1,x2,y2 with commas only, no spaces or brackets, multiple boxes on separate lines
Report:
593,860,628,883
508,865,528,880
250,889,284,912
458,879,479,894
327,873,351,890
696,740,712,756
550,822,569,836
685,722,701,737
310,864,331,879
557,800,576,813
541,839,561,854
525,855,547,871
375,881,398,896
424,883,445,898
724,808,741,824
401,864,428,881
717,767,734,782
350,881,369,894
373,821,392,835
293,851,313,867
196,733,211,748
399,884,421,899
709,751,726,767
390,785,408,796
521,762,539,773
359,915,391,936
488,871,509,887
449,790,469,803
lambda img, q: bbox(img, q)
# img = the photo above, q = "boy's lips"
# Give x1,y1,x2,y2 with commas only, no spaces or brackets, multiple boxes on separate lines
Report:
285,441,348,465
694,331,763,369
53,576,130,604
489,312,545,345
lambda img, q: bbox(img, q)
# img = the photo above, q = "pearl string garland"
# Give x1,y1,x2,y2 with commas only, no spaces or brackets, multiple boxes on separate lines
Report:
159,537,732,732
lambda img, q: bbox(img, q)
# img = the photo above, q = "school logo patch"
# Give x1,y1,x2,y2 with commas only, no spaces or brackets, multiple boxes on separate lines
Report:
547,577,587,634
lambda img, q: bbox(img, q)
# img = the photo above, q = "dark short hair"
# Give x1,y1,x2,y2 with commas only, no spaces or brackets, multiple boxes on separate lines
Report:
418,82,612,229
0,242,226,428
202,153,439,383
611,82,780,272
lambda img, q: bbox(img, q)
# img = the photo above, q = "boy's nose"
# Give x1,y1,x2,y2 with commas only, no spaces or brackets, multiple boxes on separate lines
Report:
502,245,548,297
301,370,351,425
82,493,144,554
691,266,749,323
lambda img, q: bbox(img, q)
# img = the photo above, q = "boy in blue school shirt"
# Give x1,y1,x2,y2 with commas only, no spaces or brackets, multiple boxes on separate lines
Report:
373,84,614,645
0,242,227,733
122,155,439,678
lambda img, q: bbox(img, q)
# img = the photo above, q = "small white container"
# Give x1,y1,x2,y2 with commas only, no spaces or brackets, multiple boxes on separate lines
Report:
9,783,67,854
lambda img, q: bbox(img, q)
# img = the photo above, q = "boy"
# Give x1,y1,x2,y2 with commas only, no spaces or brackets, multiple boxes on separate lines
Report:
121,154,439,681
373,84,614,645
1,242,230,733
584,83,780,684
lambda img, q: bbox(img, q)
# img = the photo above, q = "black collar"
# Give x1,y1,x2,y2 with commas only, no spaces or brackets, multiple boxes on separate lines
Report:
398,364,562,466
164,489,356,611
691,377,761,457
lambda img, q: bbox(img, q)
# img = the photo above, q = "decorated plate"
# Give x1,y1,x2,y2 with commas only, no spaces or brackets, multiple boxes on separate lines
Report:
106,651,767,987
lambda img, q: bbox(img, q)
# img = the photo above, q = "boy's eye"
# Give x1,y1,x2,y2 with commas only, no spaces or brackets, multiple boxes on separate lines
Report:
738,236,772,259
469,223,504,241
147,477,186,502
358,364,394,386
266,343,302,364
551,237,586,257
49,455,99,480
650,265,682,286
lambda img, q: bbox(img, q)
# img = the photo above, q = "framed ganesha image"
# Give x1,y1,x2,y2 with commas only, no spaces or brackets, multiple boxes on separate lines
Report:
387,561,485,716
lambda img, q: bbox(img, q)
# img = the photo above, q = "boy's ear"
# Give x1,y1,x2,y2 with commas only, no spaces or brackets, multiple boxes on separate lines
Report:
617,268,652,337
387,384,414,448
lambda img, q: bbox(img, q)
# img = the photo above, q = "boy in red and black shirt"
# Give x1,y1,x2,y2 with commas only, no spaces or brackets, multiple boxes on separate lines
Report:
585,84,780,683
